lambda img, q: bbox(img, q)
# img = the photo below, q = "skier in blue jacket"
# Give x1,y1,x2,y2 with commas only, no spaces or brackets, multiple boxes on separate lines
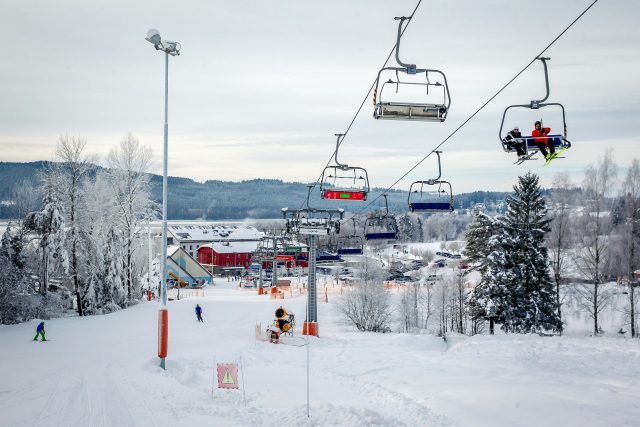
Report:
33,321,46,341
195,304,203,322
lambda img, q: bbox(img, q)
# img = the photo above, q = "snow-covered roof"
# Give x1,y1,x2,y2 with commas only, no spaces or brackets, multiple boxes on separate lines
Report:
167,245,180,257
199,241,259,254
168,225,263,242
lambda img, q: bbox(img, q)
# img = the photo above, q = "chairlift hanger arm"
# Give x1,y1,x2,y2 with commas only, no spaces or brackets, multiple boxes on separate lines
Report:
333,133,347,168
394,16,416,73
532,57,551,106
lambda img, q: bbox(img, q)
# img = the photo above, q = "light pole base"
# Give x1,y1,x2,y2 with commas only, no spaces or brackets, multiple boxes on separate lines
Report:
159,357,166,370
302,321,319,337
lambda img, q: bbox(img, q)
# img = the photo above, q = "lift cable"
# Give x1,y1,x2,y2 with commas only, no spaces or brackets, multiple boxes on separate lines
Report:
345,0,600,221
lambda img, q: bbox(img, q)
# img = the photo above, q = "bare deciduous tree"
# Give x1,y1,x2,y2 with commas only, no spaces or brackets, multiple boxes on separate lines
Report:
619,159,640,337
337,262,392,332
574,149,617,335
107,134,153,301
547,172,575,331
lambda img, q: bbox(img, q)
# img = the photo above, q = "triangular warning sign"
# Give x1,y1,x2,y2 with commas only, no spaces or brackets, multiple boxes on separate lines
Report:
217,363,239,389
222,369,234,384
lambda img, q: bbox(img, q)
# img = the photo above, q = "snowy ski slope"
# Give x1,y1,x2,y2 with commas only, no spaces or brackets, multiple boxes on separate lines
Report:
1,283,639,426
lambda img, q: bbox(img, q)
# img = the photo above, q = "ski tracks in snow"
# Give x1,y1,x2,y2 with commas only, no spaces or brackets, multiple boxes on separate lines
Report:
27,363,158,427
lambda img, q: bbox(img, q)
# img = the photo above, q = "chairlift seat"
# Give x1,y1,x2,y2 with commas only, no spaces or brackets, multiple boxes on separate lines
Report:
365,232,397,241
374,102,447,122
316,253,341,262
502,134,571,153
321,189,367,201
337,248,363,255
409,202,454,212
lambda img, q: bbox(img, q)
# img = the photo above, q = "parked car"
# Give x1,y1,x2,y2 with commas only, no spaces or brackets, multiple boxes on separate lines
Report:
451,254,462,259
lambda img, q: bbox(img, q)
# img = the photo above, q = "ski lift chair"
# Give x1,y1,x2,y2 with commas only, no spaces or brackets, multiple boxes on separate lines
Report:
408,181,454,213
499,57,571,159
364,194,397,241
337,235,364,255
320,134,370,201
407,151,455,213
364,217,398,241
373,16,451,122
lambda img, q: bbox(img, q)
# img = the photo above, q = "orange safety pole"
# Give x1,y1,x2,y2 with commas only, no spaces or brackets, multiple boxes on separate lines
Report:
158,308,168,365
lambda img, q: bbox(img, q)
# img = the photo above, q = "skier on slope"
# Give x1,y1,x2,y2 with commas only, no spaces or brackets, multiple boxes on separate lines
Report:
33,321,46,341
195,304,204,322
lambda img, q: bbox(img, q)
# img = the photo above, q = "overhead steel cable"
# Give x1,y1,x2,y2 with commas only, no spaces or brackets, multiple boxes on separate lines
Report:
295,0,423,210
347,0,600,221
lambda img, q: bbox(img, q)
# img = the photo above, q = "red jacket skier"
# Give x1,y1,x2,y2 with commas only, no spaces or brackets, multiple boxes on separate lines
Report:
531,121,555,159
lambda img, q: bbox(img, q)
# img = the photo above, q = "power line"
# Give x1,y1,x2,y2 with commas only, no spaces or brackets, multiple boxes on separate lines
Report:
347,0,600,220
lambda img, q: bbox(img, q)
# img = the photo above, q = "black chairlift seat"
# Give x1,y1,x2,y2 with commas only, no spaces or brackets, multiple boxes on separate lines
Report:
337,235,363,255
408,184,454,213
409,201,453,212
364,194,397,241
408,153,455,213
364,231,397,241
337,247,363,255
316,251,341,263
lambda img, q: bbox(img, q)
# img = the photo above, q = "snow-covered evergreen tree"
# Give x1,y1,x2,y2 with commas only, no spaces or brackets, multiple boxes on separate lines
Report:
500,172,561,333
46,135,96,315
24,192,69,296
467,174,561,334
469,230,510,334
464,212,498,276
1,223,25,270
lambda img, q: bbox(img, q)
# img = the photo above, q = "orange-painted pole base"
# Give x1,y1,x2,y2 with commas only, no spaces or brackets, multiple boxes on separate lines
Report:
158,309,168,369
258,288,264,295
302,321,319,337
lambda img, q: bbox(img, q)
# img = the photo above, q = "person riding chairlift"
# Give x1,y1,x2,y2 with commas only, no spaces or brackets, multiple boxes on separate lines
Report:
504,126,526,157
532,120,555,160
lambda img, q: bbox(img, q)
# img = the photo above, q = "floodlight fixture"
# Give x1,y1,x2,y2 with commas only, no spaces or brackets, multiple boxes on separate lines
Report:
145,29,181,56
145,29,161,46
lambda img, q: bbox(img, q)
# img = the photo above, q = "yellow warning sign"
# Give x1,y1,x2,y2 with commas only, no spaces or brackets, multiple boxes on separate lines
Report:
222,369,234,384
217,363,239,389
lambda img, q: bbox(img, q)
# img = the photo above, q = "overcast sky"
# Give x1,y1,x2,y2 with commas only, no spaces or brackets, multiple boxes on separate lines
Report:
1,0,639,193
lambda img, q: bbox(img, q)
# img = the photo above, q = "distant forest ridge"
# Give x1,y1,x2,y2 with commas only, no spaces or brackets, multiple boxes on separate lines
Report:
0,161,521,219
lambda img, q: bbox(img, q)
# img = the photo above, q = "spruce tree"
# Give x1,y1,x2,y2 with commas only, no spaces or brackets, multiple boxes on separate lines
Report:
501,172,561,333
466,212,503,334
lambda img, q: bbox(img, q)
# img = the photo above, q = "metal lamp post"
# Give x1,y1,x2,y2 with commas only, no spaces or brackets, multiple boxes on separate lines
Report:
145,28,180,370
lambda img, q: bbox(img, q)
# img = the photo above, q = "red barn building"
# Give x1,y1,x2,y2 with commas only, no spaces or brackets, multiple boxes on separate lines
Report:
197,241,258,274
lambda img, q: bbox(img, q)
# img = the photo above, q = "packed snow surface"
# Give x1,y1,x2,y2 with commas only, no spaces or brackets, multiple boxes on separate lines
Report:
1,283,639,427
